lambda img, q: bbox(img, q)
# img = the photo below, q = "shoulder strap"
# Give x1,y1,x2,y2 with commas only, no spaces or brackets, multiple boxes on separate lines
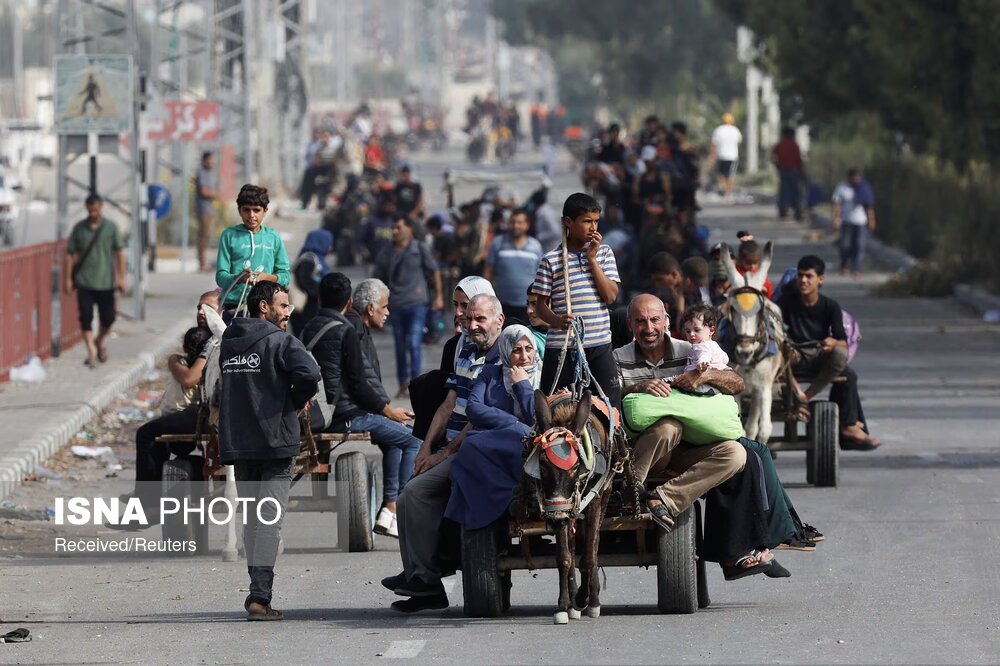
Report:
306,319,343,351
72,221,105,277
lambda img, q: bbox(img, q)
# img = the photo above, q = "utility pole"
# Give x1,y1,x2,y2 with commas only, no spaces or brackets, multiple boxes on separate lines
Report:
737,26,762,175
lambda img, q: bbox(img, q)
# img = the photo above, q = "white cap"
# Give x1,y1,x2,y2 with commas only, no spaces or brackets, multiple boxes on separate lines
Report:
640,145,657,162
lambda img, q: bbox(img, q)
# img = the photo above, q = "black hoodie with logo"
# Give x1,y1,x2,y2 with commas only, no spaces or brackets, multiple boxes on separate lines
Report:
219,317,321,463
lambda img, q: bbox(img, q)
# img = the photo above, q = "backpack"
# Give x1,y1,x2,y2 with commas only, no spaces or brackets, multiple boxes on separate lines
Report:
304,319,341,431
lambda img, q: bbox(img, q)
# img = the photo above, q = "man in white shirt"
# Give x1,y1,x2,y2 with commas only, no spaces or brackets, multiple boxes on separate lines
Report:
710,113,743,199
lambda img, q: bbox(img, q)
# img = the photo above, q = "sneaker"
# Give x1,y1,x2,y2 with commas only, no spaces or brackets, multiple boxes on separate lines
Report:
374,507,396,537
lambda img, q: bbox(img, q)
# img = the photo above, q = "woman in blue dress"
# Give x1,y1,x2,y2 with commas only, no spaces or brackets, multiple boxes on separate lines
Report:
445,324,540,530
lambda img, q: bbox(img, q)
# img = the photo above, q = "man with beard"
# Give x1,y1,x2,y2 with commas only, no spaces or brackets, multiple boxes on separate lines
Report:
219,281,320,620
383,294,505,612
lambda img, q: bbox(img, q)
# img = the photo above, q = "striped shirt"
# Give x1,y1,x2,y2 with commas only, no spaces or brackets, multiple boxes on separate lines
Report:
444,340,501,432
613,338,693,390
532,244,620,349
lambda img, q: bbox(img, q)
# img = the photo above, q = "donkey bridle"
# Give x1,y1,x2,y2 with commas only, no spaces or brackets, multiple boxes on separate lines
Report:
729,286,772,366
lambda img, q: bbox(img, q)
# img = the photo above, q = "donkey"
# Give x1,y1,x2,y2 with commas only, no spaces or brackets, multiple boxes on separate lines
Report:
719,242,787,444
528,390,612,624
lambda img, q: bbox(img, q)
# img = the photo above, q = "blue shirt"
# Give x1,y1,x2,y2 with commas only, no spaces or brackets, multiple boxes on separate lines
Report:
444,340,502,433
486,234,544,306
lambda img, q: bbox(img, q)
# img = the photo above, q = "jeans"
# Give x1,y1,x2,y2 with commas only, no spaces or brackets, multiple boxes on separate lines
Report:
348,412,421,502
235,457,293,607
777,168,801,218
390,305,427,386
839,223,867,274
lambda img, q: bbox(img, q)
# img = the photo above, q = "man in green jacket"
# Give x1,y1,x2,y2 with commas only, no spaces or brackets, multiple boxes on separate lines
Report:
215,184,291,312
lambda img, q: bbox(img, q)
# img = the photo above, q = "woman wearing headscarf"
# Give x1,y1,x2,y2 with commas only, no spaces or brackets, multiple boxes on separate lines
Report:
289,228,334,335
444,324,541,530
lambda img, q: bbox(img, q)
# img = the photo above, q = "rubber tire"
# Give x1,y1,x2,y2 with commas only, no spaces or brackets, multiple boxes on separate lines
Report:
334,452,374,552
461,521,505,618
161,457,208,555
810,401,839,487
367,458,382,532
657,506,698,614
694,501,711,609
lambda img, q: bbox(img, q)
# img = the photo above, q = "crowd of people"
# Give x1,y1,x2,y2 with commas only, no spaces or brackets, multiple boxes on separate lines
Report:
64,100,890,621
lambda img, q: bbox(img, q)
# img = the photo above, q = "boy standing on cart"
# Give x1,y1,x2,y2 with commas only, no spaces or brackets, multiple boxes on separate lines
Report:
531,193,621,406
219,281,321,620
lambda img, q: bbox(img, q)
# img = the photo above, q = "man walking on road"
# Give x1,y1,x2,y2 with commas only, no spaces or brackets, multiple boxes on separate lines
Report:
709,113,742,200
63,193,126,367
219,281,321,621
373,216,443,399
771,127,804,220
195,151,219,272
832,168,876,279
483,207,543,325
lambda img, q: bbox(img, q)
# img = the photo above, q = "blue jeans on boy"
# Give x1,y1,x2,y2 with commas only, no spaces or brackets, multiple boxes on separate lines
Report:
349,412,421,502
839,223,868,274
777,168,801,218
389,305,426,388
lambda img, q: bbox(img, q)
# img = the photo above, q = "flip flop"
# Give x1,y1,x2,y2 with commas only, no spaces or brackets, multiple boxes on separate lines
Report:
841,435,881,451
1,628,31,643
722,550,772,581
645,491,675,532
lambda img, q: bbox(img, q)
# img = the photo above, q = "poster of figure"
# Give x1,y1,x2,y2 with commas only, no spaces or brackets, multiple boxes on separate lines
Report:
54,55,133,134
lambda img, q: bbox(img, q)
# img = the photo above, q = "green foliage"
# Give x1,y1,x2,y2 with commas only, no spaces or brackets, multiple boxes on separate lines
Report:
715,0,1000,170
493,0,745,124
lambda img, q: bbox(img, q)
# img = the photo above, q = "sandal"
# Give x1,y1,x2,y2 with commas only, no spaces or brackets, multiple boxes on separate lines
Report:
245,596,283,621
841,435,881,451
645,491,675,532
800,524,825,542
0,628,31,643
722,549,772,581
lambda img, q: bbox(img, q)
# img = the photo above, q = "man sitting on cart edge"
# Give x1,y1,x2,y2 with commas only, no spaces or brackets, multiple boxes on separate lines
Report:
614,294,774,577
383,293,505,613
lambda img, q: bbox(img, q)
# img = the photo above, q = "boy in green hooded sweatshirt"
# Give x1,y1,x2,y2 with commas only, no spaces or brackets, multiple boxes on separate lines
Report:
215,184,291,311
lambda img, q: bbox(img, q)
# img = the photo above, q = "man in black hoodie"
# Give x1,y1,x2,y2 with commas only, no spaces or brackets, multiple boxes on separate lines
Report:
302,273,419,540
219,281,320,621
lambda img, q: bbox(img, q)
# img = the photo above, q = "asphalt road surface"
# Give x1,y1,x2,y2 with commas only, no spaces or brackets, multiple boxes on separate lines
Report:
2,144,999,664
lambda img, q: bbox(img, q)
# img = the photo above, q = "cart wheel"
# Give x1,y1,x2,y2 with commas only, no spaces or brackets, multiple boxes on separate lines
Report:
461,520,506,617
367,458,382,531
657,506,698,614
694,501,710,610
161,456,208,555
810,401,839,487
334,452,374,552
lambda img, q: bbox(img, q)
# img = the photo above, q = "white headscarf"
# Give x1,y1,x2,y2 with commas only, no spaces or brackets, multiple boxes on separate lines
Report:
499,325,542,414
453,276,497,366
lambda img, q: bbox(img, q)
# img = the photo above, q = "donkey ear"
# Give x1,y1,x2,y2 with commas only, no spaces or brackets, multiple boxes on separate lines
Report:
758,241,774,286
719,243,744,287
571,391,592,435
534,390,553,432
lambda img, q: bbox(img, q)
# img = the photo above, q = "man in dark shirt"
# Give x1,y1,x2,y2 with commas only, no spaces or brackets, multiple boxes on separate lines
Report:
303,273,420,539
392,164,424,222
777,255,880,450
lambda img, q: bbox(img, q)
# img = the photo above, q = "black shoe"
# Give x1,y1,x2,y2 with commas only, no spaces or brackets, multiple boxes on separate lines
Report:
381,572,407,592
775,536,816,552
764,560,791,578
395,578,445,598
390,594,449,613
800,524,825,542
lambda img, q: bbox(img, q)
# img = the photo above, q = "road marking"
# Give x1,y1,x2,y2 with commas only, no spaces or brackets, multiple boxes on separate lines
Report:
383,640,427,659
956,473,983,483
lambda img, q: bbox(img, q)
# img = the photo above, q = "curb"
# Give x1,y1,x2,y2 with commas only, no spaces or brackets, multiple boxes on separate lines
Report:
0,318,191,500
807,211,997,318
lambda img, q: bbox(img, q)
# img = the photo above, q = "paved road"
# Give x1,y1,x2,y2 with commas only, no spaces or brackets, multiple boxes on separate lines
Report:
3,145,1000,664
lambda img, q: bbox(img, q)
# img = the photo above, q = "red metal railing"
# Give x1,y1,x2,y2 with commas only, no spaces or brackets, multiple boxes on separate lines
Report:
0,241,81,381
